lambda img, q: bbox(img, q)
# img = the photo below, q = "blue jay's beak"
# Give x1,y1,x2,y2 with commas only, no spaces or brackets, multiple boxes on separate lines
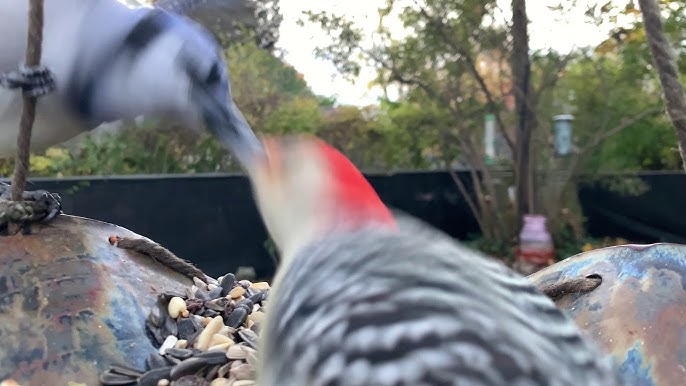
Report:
193,83,264,172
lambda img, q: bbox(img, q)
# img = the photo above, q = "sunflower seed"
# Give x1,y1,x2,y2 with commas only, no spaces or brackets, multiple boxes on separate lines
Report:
169,357,209,379
98,371,137,386
137,366,172,386
237,329,258,349
177,317,197,340
164,354,182,366
235,298,254,313
220,274,236,297
109,364,144,377
202,309,221,318
226,307,248,329
248,292,265,304
165,348,194,360
146,353,168,370
159,335,178,355
207,286,223,299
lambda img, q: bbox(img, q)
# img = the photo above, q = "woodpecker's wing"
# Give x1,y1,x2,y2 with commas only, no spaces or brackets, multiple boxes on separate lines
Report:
258,215,622,386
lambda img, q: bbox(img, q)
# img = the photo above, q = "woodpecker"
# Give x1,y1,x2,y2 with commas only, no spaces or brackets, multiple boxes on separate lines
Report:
239,135,622,386
0,0,261,183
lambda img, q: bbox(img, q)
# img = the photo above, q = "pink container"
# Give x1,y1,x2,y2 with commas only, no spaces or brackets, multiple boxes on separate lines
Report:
516,214,555,264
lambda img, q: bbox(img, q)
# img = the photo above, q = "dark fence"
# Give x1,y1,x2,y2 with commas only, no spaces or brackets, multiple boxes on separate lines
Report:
578,172,686,244
10,171,685,278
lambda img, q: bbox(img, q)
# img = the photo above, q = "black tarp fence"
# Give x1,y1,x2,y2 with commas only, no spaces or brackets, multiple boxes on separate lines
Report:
8,171,684,278
578,172,686,244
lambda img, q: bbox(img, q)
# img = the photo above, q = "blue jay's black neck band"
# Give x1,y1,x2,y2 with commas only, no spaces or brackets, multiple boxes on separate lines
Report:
66,9,173,123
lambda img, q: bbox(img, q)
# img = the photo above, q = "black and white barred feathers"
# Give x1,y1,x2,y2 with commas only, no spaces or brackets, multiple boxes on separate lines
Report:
257,215,623,386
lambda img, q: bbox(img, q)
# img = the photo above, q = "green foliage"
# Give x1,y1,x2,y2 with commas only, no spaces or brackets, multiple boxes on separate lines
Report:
539,1,686,173
540,51,679,172
262,97,323,135
224,41,317,130
19,127,236,177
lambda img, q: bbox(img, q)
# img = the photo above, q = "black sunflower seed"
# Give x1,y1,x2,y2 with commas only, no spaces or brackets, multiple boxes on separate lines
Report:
195,349,229,365
235,298,254,314
177,317,196,340
165,348,194,360
99,371,137,386
226,307,248,328
207,286,223,299
170,357,209,379
137,366,173,386
238,328,259,349
204,364,220,380
220,274,236,297
145,353,168,370
201,309,220,318
162,313,178,337
248,292,266,304
164,354,182,365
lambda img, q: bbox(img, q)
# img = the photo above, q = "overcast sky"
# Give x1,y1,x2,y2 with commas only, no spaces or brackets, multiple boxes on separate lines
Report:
276,0,621,105
123,0,624,106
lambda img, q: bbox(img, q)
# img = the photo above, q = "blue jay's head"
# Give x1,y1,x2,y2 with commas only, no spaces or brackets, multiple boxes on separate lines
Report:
171,11,264,166
67,6,263,168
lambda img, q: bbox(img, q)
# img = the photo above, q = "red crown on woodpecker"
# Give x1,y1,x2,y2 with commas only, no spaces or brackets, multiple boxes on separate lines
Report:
313,139,397,231
250,135,397,259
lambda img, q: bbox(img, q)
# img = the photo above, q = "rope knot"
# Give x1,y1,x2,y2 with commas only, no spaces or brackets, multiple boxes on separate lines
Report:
0,65,56,98
0,183,62,232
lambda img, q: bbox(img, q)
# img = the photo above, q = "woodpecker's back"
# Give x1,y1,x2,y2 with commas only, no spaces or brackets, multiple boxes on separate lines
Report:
257,216,623,386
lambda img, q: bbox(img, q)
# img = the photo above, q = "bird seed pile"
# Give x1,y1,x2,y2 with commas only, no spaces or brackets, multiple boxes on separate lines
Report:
99,273,270,386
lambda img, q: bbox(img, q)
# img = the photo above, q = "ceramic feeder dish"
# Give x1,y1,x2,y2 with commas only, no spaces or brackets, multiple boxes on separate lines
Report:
0,215,191,386
528,243,686,386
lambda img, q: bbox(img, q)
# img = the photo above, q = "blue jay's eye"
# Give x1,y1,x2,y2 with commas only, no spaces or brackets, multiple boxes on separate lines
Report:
206,63,221,84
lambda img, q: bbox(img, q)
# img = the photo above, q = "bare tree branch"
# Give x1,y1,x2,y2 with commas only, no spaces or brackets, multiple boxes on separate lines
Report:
448,168,486,233
579,107,663,153
412,1,516,152
532,53,574,102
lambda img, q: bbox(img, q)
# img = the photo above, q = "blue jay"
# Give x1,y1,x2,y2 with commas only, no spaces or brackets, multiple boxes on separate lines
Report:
0,0,262,220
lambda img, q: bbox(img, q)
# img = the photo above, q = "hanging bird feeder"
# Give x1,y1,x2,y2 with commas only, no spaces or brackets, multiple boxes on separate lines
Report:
552,114,574,156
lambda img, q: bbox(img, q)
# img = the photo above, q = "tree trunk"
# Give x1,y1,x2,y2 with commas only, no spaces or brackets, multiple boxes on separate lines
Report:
510,0,536,220
637,0,686,170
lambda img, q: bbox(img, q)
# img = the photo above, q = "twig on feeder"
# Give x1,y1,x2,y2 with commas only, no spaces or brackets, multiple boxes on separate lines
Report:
8,0,46,235
109,235,209,283
537,274,602,301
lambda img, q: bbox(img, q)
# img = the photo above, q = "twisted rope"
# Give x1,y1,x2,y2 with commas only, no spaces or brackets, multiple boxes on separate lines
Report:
0,200,48,225
109,236,209,283
8,0,46,235
0,66,54,97
0,0,59,235
637,0,686,170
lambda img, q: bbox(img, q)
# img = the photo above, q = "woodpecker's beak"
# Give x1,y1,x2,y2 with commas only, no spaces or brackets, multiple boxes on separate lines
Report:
193,84,265,171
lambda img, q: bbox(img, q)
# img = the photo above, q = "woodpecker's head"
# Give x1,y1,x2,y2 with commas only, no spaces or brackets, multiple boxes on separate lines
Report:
244,135,396,259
